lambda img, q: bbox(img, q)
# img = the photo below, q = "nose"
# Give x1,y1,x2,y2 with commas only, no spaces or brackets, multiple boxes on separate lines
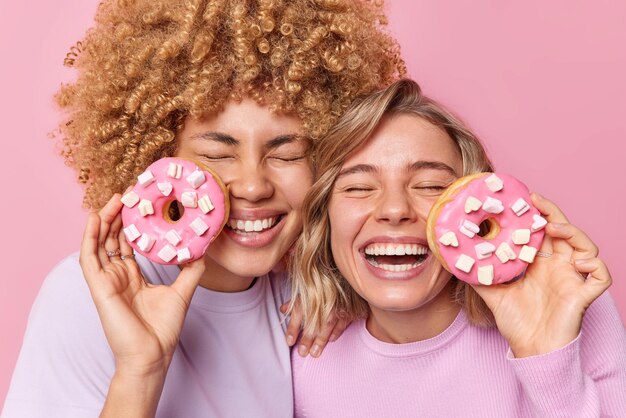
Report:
375,187,418,225
227,162,274,203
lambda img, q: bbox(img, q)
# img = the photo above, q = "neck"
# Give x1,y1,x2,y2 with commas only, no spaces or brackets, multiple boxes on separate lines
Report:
366,281,460,344
194,257,256,293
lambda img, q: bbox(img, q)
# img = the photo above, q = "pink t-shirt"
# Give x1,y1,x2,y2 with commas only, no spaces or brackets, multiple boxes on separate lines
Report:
292,293,626,417
3,253,293,418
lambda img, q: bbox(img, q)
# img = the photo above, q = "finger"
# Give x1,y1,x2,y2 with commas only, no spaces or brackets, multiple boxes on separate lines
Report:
308,317,338,358
105,215,124,266
531,193,570,257
118,229,142,287
80,212,104,280
171,259,205,303
285,302,303,347
297,333,314,357
574,258,612,301
328,316,349,342
97,194,124,265
545,222,599,260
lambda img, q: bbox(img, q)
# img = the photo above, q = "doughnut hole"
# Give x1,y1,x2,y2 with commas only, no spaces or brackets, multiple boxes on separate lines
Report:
478,218,500,240
163,200,185,223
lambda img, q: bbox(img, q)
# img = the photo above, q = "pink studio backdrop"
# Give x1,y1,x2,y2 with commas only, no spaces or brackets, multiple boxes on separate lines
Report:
1,0,625,409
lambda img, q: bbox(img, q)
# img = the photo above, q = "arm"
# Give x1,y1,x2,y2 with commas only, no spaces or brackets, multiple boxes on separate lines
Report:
472,193,625,416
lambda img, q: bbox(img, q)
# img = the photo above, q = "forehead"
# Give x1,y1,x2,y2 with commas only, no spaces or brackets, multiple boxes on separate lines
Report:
343,114,462,170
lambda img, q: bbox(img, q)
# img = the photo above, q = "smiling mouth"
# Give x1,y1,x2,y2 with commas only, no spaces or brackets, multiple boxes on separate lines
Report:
226,216,282,234
363,243,429,272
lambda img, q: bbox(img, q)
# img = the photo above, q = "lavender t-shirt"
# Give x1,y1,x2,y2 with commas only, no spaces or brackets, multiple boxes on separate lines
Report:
3,253,293,417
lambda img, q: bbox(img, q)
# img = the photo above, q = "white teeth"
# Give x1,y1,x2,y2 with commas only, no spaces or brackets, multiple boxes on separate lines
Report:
228,217,278,233
364,243,428,256
366,258,423,271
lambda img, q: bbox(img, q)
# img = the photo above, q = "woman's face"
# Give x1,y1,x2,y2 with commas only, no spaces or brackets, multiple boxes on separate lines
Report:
177,98,312,286
328,114,463,315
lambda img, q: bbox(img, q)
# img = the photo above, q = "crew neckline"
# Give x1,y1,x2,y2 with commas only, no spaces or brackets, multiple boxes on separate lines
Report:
358,309,468,358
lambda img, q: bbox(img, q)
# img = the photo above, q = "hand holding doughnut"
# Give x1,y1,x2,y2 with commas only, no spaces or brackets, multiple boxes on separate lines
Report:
470,193,612,357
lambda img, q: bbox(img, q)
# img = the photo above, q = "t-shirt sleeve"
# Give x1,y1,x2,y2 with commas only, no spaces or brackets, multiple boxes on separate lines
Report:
508,291,626,417
2,253,115,418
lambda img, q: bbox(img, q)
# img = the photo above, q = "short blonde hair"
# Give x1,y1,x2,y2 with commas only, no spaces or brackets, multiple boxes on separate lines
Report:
291,79,495,335
56,0,406,209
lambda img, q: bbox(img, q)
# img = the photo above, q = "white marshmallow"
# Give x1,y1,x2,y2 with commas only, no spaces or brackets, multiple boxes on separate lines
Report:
190,217,209,236
157,245,177,262
531,214,548,231
464,196,482,213
186,170,206,189
455,254,475,273
477,265,494,285
495,242,516,263
138,199,154,217
165,229,182,246
198,195,215,214
512,229,531,245
518,245,538,263
482,196,504,214
138,170,155,187
511,198,531,216
137,233,156,252
167,163,183,179
123,224,141,242
177,247,192,263
157,182,173,196
121,191,140,208
484,174,504,192
438,231,459,247
181,191,198,208
474,242,496,260
460,219,480,238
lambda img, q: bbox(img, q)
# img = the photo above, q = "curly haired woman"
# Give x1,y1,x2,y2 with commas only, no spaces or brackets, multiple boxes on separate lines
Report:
2,1,405,417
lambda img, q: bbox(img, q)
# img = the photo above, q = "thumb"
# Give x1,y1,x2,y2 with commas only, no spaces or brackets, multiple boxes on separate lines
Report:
171,259,205,302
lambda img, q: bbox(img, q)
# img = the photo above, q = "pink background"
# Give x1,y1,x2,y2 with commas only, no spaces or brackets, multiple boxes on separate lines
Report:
1,0,625,409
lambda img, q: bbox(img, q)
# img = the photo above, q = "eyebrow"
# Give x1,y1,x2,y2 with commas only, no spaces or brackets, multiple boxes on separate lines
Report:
188,132,302,150
337,160,458,179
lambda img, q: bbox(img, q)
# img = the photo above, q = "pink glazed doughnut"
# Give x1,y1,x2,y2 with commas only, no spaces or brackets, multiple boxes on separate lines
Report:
426,173,546,285
120,157,229,265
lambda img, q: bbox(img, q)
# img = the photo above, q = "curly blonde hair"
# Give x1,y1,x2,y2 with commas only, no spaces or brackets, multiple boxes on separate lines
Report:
290,79,496,335
56,0,405,208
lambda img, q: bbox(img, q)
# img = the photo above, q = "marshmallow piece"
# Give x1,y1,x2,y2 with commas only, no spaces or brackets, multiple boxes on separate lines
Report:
165,229,182,246
484,174,504,192
190,217,209,236
482,196,504,214
460,219,480,238
512,229,531,245
495,242,517,263
138,170,155,187
474,242,496,260
511,198,531,216
181,191,198,208
186,170,206,189
439,231,459,247
121,191,140,208
167,163,183,179
123,224,141,242
138,199,154,217
464,196,482,214
137,233,156,252
198,195,215,214
157,182,173,196
157,245,177,263
455,254,475,273
477,265,494,285
519,245,538,263
531,214,548,231
177,247,192,263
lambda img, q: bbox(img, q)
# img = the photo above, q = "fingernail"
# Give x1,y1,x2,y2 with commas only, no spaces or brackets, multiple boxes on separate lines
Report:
310,345,321,357
533,192,543,200
550,222,566,229
298,345,308,357
286,334,294,346
329,333,338,342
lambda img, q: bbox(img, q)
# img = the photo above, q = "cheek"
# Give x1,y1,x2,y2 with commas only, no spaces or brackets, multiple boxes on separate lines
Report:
278,166,313,209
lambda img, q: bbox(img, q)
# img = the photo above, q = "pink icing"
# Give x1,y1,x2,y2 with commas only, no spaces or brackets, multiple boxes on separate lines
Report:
121,157,227,265
433,173,545,285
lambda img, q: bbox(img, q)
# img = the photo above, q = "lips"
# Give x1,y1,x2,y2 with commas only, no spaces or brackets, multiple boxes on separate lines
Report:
360,239,430,277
